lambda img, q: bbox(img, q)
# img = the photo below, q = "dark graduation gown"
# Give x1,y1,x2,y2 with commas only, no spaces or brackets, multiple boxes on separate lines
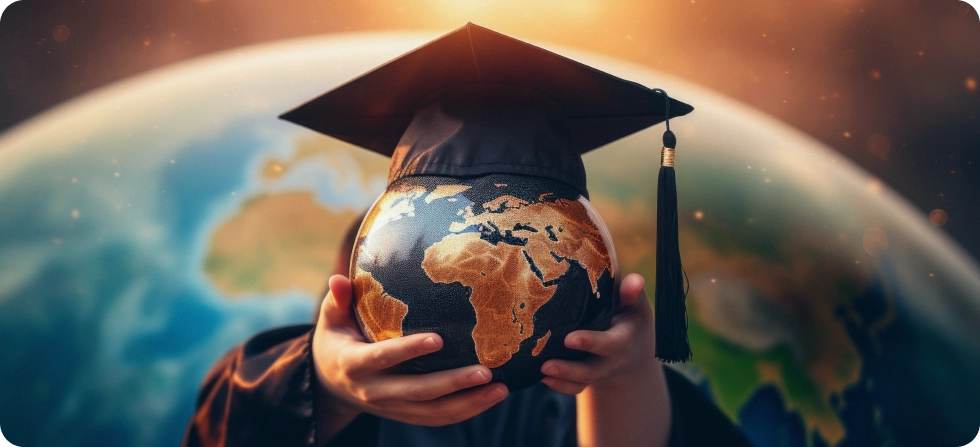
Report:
182,324,751,447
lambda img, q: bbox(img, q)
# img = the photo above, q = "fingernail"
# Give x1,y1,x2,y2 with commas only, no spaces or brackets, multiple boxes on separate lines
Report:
568,335,583,349
487,386,506,401
543,364,559,375
422,337,438,350
470,370,488,384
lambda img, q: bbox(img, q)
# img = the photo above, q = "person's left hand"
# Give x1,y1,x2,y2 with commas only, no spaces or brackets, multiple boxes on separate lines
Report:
539,272,657,394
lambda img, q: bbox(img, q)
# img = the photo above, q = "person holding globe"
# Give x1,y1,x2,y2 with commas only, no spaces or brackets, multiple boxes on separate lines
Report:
182,23,750,447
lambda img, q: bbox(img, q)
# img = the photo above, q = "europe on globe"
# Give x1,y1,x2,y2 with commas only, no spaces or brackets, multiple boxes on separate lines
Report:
351,174,617,388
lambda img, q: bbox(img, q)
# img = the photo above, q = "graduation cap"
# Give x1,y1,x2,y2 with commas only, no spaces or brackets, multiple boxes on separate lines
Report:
280,23,694,363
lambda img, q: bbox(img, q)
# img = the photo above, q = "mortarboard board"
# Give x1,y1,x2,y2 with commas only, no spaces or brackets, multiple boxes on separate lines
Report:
279,23,692,196
281,22,694,365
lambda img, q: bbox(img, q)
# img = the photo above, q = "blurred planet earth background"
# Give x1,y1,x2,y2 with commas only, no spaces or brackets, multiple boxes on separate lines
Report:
0,32,978,447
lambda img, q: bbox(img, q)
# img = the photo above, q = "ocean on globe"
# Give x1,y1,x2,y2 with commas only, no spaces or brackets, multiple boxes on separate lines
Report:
351,174,617,388
0,32,978,447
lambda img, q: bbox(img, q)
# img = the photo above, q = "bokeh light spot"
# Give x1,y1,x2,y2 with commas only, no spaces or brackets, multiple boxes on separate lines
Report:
863,227,889,256
867,134,890,160
866,179,882,194
869,69,882,80
967,77,977,93
71,209,79,219
53,25,70,42
694,210,704,220
929,209,948,226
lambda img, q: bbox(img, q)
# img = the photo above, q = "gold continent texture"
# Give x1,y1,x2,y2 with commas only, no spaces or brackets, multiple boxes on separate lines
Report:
352,268,408,341
422,196,612,369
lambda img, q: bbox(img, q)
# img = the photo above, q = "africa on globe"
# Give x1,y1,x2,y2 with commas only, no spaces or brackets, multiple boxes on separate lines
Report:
351,173,618,389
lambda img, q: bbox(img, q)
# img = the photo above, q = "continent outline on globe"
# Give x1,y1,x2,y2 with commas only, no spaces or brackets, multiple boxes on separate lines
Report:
350,174,618,387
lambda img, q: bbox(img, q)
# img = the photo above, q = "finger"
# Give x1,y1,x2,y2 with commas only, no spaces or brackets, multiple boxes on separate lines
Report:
391,383,509,426
346,332,443,376
540,376,588,395
618,273,646,308
367,364,492,402
321,275,356,329
541,358,607,384
564,323,632,357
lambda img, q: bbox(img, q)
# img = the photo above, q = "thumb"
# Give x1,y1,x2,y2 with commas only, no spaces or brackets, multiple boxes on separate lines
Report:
320,274,358,330
618,273,647,309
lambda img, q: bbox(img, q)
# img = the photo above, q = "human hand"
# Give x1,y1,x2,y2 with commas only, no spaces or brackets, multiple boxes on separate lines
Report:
312,275,509,431
539,273,659,394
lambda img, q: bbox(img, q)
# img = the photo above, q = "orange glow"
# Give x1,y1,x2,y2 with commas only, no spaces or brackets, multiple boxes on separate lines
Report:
53,25,71,43
929,209,949,226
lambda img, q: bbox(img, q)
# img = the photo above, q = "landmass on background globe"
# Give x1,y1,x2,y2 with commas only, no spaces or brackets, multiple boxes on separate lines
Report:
205,191,358,297
204,137,380,298
592,195,877,446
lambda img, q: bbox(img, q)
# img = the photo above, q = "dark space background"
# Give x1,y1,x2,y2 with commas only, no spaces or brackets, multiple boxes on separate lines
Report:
1,0,978,261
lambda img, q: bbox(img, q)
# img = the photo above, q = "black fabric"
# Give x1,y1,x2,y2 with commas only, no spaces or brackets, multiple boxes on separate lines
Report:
663,367,754,447
374,381,576,447
183,324,752,447
388,85,590,197
278,22,693,158
182,325,317,447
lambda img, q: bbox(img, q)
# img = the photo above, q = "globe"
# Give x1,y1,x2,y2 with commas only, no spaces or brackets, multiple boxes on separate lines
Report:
352,173,617,388
0,32,977,447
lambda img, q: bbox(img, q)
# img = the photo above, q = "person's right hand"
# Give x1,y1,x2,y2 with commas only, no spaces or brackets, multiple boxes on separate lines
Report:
312,274,508,439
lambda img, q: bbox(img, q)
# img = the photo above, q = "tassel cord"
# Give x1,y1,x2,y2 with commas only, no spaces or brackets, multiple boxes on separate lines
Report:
651,88,692,363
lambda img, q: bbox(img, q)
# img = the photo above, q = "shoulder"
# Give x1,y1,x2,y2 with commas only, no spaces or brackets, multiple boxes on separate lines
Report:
183,324,318,447
663,366,753,447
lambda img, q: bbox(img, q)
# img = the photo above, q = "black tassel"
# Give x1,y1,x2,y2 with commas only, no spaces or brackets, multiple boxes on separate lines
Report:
652,90,691,363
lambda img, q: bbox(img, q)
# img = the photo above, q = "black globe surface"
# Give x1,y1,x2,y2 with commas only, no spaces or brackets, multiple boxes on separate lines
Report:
350,173,618,389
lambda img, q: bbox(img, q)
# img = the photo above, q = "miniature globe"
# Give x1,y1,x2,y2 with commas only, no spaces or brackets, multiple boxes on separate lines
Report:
351,174,617,388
